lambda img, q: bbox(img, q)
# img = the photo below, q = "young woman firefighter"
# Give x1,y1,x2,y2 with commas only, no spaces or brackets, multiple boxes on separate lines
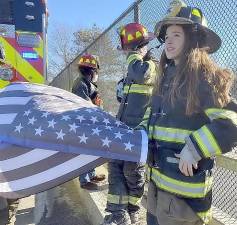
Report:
72,54,105,189
140,1,237,225
102,23,159,225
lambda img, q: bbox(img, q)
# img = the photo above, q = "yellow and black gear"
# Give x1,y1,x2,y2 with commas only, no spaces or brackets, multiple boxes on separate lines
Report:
139,64,237,223
118,22,155,50
154,0,221,53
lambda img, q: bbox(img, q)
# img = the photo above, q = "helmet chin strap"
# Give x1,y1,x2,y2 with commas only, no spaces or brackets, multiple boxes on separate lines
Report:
192,24,200,49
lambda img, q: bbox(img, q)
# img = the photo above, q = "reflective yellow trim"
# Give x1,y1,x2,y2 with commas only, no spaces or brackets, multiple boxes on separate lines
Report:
143,107,151,119
107,194,128,205
193,126,222,157
151,168,207,198
146,60,156,73
205,108,237,126
148,126,153,138
128,196,141,205
0,37,44,84
197,208,213,224
203,126,222,155
127,53,143,64
153,126,192,143
123,84,153,95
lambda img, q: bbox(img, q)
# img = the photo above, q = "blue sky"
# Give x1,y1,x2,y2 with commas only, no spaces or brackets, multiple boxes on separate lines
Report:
47,0,135,31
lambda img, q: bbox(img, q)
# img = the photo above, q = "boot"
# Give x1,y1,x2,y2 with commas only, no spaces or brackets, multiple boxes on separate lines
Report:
129,211,140,225
102,211,131,225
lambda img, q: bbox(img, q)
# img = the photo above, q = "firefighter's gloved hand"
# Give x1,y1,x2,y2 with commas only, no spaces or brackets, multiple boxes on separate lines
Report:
175,145,199,177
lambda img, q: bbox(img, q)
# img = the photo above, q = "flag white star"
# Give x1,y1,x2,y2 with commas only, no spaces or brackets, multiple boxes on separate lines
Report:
76,115,86,123
48,119,56,128
101,137,111,147
105,126,112,130
35,126,44,136
124,141,134,151
61,115,71,121
103,118,110,125
92,127,102,136
56,129,66,140
42,112,50,118
85,109,93,113
23,110,31,116
78,133,88,144
15,123,23,133
114,131,123,140
69,123,78,133
28,117,37,125
90,116,98,124
127,129,134,134
115,121,122,127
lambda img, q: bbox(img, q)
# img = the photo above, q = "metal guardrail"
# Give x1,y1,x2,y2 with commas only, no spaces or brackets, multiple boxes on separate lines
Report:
50,0,237,224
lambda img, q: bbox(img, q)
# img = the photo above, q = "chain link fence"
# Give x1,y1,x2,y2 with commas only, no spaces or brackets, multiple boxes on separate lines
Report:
50,0,237,224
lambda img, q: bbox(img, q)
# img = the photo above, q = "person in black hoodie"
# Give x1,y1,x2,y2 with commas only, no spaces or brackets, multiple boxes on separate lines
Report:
72,54,105,189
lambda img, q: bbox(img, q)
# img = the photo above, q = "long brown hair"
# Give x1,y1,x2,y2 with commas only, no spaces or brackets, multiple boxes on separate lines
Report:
155,25,233,115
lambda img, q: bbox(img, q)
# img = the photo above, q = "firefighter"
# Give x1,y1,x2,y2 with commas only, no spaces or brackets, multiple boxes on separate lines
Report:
141,1,237,225
102,23,158,225
72,54,105,189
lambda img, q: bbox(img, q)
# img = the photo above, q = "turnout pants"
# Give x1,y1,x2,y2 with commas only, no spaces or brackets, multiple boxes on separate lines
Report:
147,181,204,225
106,160,145,213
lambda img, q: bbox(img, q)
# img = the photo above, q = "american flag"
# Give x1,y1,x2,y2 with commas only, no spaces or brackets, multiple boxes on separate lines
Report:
0,82,148,199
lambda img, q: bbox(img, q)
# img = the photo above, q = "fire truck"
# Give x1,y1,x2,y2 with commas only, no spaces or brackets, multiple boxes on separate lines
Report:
0,0,48,88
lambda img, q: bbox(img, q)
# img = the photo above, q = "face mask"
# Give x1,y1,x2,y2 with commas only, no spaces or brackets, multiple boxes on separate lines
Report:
92,74,98,83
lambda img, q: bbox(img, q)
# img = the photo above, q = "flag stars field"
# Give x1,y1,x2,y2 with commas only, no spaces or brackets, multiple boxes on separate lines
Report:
0,83,147,199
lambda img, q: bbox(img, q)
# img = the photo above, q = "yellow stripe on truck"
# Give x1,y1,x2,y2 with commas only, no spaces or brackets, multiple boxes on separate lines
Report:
0,80,10,89
0,37,44,84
